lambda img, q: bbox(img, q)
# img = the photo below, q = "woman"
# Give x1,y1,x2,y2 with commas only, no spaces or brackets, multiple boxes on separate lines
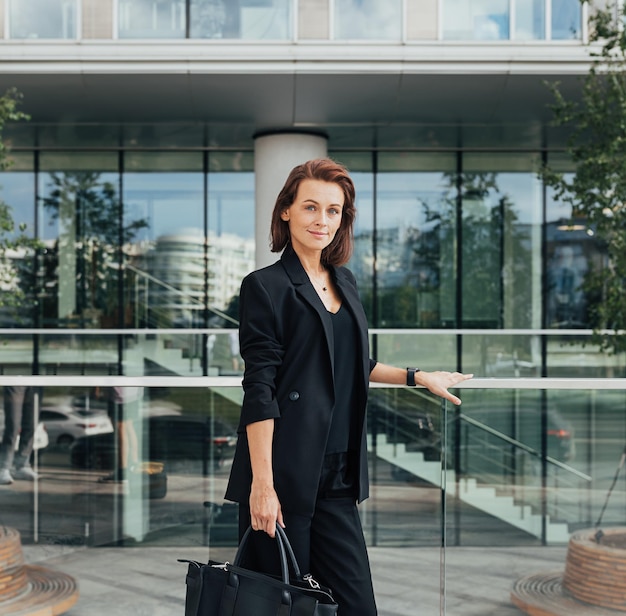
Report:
225,158,472,615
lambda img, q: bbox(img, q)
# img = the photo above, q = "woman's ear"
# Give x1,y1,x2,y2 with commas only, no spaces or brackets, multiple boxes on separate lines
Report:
280,209,290,221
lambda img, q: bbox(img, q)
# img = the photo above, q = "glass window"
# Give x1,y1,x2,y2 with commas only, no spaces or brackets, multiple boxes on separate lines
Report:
375,153,457,328
118,0,186,38
545,155,594,330
119,0,292,39
123,153,204,329
190,0,291,39
328,153,374,322
3,124,36,149
551,0,581,40
0,171,35,241
189,0,230,38
0,166,36,327
334,0,402,40
207,163,255,334
515,0,545,40
461,153,542,329
38,153,121,329
123,124,204,148
349,171,374,323
39,125,121,149
443,0,509,40
442,0,580,41
8,0,77,39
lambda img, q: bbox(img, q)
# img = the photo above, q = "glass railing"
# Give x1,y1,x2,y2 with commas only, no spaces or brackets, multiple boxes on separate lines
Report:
2,328,625,379
0,365,624,613
369,329,626,379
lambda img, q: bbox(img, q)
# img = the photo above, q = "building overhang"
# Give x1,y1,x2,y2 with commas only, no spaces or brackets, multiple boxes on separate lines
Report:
0,41,592,144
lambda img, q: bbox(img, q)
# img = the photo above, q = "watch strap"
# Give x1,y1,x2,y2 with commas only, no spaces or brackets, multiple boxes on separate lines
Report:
406,367,420,387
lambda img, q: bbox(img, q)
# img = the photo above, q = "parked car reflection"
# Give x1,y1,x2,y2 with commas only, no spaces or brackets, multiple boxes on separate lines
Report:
0,412,48,453
39,406,113,450
69,414,236,471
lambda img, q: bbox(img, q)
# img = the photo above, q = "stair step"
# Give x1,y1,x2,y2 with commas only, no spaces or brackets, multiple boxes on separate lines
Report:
371,432,570,544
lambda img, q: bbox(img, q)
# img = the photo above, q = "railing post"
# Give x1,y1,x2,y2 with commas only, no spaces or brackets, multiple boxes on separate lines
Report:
540,389,548,546
453,402,462,547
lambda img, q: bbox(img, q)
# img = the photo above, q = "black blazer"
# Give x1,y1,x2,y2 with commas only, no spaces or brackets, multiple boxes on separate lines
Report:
224,245,376,516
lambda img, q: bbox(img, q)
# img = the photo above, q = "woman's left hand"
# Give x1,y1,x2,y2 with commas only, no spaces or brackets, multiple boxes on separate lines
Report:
417,371,473,406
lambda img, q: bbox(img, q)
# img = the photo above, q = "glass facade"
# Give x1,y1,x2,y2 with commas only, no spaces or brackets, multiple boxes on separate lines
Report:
333,0,402,40
8,0,78,39
442,0,581,40
515,0,545,40
117,0,292,39
372,153,457,328
118,0,187,38
551,0,583,40
461,153,542,330
1,134,623,379
0,145,255,379
3,0,584,41
38,153,120,330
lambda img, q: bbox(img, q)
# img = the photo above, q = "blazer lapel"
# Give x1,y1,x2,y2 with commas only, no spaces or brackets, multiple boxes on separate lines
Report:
280,247,335,374
334,268,370,388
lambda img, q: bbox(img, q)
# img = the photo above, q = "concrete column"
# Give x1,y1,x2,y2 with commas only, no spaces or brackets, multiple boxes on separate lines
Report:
253,131,328,269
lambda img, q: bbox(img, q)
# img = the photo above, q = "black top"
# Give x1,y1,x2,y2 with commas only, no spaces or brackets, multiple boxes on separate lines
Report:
326,304,360,454
318,304,360,499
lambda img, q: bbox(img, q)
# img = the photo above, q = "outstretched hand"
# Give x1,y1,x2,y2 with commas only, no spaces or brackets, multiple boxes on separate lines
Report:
418,371,473,406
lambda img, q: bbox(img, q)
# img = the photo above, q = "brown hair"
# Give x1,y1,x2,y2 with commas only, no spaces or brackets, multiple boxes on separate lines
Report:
270,158,356,266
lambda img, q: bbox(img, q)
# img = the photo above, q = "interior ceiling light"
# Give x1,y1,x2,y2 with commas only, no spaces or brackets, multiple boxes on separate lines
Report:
557,224,587,231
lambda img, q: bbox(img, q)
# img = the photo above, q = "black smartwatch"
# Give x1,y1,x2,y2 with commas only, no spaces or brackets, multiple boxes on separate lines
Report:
406,367,420,387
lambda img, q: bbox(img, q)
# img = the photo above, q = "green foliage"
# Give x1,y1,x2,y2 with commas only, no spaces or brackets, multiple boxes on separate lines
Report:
542,1,626,353
40,172,148,324
0,89,38,313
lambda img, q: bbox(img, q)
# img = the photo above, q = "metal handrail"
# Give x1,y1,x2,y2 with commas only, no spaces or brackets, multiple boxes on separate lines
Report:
123,263,239,326
0,327,623,335
459,412,592,482
0,376,623,389
369,396,592,484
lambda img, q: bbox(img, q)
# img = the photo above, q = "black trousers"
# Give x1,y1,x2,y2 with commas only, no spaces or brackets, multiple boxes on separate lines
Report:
238,498,377,616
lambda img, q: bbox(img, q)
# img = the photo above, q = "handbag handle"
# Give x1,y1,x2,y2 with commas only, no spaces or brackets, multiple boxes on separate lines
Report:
275,525,303,580
233,525,303,584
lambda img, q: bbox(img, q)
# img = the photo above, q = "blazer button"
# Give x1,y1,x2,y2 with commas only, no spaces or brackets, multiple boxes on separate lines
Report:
288,391,300,401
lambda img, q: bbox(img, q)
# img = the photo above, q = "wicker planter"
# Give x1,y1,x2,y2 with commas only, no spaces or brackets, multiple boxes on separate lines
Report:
563,528,626,612
0,526,79,615
511,527,626,616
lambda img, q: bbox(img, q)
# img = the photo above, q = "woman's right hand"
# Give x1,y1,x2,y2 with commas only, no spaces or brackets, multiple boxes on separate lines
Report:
249,480,284,538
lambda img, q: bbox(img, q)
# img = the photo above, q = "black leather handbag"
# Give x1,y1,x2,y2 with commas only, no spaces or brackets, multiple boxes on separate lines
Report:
180,525,338,616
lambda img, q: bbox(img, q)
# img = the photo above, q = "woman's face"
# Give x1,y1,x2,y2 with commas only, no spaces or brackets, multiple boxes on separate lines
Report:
280,179,344,257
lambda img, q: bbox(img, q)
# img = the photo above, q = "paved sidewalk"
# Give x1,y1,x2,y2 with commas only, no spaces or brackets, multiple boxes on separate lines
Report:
22,543,568,616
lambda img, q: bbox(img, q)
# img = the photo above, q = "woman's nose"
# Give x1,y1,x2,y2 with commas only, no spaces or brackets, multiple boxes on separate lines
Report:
316,211,328,226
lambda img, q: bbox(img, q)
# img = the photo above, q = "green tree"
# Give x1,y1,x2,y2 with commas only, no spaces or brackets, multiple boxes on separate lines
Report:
41,172,148,326
0,88,37,317
542,1,626,353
